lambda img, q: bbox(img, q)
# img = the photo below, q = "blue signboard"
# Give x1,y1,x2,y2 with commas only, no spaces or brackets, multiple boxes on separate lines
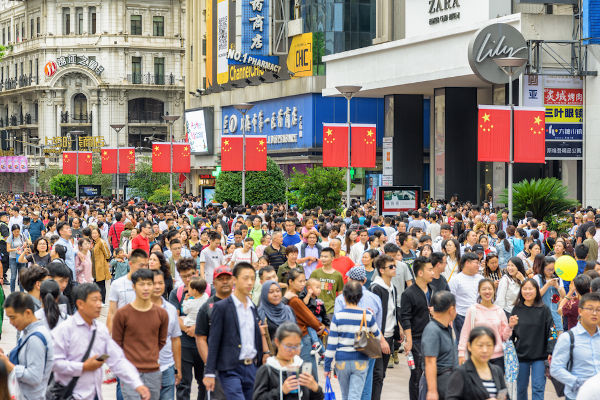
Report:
545,123,583,141
242,0,269,56
221,94,384,151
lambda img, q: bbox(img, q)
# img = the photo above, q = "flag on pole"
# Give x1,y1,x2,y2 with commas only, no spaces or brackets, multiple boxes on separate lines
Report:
477,105,511,162
101,148,136,174
62,151,93,175
323,123,349,168
221,136,244,171
351,124,377,168
152,143,191,173
514,107,546,164
245,136,268,171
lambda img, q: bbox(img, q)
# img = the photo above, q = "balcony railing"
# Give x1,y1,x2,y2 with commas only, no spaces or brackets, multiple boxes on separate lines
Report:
0,75,39,91
126,72,176,85
0,113,38,127
128,110,163,123
60,111,93,124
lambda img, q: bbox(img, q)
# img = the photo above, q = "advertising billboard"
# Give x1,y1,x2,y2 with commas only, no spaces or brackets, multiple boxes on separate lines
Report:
377,186,422,215
185,108,214,155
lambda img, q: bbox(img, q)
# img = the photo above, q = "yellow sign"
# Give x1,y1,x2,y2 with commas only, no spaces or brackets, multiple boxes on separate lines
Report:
545,106,583,123
44,136,106,153
229,64,266,81
287,33,313,78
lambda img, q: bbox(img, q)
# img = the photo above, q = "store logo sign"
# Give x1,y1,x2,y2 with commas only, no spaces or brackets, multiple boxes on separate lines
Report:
44,61,57,77
428,0,460,25
55,55,105,76
468,23,528,85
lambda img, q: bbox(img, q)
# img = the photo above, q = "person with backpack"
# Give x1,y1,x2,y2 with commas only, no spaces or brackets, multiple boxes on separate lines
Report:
247,216,266,250
551,292,600,400
7,224,28,293
0,292,54,399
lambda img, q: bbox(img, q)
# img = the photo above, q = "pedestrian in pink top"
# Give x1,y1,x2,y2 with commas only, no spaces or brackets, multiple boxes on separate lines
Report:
458,278,518,370
75,237,94,283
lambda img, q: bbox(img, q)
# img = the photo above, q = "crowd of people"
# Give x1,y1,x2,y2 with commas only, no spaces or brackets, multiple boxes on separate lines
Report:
0,192,600,400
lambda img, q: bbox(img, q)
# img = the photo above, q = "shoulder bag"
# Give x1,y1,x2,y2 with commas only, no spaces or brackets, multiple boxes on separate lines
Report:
353,310,382,359
46,329,97,400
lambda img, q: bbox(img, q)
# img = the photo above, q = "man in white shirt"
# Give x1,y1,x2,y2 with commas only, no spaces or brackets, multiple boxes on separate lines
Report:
349,229,369,265
199,231,225,285
448,252,483,337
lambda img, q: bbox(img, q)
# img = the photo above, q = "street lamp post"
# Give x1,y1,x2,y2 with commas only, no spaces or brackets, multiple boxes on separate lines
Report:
162,115,180,203
234,103,254,206
70,130,85,201
493,57,528,222
110,124,125,201
335,85,362,209
29,137,41,194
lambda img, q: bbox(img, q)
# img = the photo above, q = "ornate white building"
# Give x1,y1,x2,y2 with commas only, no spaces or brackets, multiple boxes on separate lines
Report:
0,0,185,192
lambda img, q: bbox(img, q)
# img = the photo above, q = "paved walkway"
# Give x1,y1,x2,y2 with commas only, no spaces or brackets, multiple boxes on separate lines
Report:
0,282,560,399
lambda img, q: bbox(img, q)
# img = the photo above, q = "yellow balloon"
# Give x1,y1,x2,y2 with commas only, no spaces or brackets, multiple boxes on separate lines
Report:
555,255,578,281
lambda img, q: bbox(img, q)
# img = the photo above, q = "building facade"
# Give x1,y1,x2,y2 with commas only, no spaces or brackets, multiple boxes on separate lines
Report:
0,0,185,193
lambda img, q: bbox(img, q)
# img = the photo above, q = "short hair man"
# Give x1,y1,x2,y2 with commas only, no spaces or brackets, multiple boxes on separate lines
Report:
113,269,169,399
448,252,483,337
52,283,150,399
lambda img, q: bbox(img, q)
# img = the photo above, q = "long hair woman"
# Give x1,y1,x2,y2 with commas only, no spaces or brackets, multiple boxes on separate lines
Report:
533,257,566,335
495,231,513,269
495,257,526,317
149,251,173,298
35,279,68,330
442,238,461,281
510,279,554,400
482,253,502,288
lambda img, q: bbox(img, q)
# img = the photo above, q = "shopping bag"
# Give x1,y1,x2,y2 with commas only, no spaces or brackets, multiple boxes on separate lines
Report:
324,376,336,400
502,340,519,383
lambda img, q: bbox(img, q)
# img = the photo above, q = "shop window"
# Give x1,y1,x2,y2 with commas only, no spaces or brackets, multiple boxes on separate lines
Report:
153,16,164,36
131,15,142,35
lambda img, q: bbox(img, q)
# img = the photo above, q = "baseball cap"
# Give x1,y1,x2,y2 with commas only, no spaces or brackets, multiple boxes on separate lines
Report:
346,266,367,282
471,244,485,254
213,265,233,279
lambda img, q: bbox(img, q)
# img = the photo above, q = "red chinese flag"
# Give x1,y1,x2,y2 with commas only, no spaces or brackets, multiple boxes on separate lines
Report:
152,143,170,173
245,136,268,171
62,151,92,175
221,136,244,171
351,124,376,168
323,123,348,168
172,143,191,173
477,106,511,162
514,107,546,164
101,148,136,174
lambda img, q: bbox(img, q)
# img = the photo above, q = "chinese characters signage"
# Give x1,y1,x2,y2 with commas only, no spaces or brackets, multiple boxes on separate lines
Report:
53,55,105,76
242,0,270,56
44,136,106,154
544,106,583,123
545,141,582,158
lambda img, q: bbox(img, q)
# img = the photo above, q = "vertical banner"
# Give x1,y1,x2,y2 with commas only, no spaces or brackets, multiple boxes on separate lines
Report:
216,0,229,84
242,0,270,56
0,157,5,172
206,0,215,88
5,156,13,172
19,156,28,173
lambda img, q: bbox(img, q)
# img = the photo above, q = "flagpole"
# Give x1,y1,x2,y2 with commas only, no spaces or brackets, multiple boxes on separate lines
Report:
336,86,361,210
70,131,85,201
493,57,527,222
162,115,180,204
234,104,254,207
110,124,125,201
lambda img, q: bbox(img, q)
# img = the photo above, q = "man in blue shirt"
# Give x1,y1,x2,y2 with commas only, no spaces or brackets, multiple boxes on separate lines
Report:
28,211,45,242
56,221,77,281
551,292,600,400
282,219,301,247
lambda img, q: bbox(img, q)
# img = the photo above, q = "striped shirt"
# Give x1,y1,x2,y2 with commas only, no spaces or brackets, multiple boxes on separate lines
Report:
482,379,497,397
324,307,381,372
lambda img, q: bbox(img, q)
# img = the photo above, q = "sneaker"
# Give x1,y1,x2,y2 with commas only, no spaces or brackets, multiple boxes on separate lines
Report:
388,357,394,369
393,349,400,365
310,343,322,355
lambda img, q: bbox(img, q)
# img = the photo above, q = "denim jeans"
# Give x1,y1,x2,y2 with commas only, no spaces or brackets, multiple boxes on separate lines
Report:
360,358,376,400
335,359,369,400
300,333,318,381
218,363,256,400
517,359,546,400
160,365,175,400
9,258,24,292
307,326,324,352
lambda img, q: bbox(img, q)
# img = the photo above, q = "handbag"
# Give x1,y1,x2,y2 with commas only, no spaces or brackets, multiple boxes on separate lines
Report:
353,310,382,359
502,340,519,383
46,329,97,400
324,376,336,400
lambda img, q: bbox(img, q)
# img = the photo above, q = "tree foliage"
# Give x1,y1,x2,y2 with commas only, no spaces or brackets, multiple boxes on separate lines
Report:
49,174,76,197
80,160,112,196
214,157,286,205
148,184,182,204
499,178,579,221
287,166,347,211
126,158,170,199
43,157,113,197
38,167,63,193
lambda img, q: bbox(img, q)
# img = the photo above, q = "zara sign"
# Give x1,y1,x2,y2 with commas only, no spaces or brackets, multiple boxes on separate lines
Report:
468,23,528,84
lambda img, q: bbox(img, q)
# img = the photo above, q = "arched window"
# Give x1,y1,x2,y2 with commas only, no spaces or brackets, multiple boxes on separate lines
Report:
73,93,87,121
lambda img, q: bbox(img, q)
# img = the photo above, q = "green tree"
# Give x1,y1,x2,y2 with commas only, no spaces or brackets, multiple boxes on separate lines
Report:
49,174,76,197
287,166,347,211
148,184,182,204
214,157,286,205
38,167,63,193
499,177,579,221
126,158,170,199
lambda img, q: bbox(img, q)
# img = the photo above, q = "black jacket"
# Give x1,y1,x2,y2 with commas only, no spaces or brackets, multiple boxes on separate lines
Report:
496,219,514,233
252,357,324,400
446,360,507,400
370,277,399,336
205,296,264,374
400,283,433,340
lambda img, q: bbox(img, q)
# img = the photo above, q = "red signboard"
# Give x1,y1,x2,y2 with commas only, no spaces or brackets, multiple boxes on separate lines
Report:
544,88,583,106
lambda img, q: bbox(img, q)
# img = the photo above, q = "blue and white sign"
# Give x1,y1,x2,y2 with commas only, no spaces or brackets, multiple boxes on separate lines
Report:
242,0,270,56
221,94,384,151
545,123,583,141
